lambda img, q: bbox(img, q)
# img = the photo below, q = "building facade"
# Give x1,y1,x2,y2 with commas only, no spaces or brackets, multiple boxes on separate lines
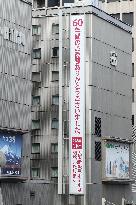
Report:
97,0,136,202
0,0,32,204
31,4,132,205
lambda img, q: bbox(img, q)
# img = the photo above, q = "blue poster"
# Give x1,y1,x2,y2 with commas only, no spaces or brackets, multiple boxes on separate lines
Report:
0,133,22,176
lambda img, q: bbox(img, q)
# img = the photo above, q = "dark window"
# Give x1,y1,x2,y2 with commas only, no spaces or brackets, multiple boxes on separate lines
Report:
52,71,59,81
51,167,58,178
107,0,120,2
32,96,40,106
32,25,41,35
33,48,41,59
51,143,58,153
32,120,40,130
132,38,134,52
132,89,134,102
95,141,101,161
51,118,59,129
31,168,40,178
32,143,40,153
48,0,59,7
132,115,134,126
37,0,45,8
132,63,134,77
52,24,59,34
30,191,35,197
122,12,134,26
111,13,120,19
52,47,59,57
95,117,101,137
52,95,59,105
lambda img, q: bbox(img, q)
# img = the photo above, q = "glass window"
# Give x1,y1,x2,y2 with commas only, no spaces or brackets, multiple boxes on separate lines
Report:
32,96,40,106
32,120,40,130
132,89,134,102
107,0,120,2
37,0,45,8
48,0,59,7
51,143,58,153
31,168,40,178
95,117,101,137
132,38,134,52
52,71,59,81
32,72,41,82
32,25,41,35
132,63,134,77
32,143,40,153
51,167,58,178
52,47,59,57
52,95,59,105
33,48,41,59
52,24,59,34
111,13,120,19
122,12,134,26
132,115,134,126
51,119,59,129
95,141,101,161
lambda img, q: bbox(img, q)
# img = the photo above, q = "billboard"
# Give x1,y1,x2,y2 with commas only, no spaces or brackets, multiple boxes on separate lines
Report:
69,15,85,194
104,141,129,179
0,133,22,176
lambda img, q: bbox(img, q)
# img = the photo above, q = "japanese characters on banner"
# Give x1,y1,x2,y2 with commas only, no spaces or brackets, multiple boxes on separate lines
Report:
69,15,85,195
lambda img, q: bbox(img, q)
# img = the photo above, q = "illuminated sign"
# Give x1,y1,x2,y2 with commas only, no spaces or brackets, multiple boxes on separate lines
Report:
69,15,85,194
104,141,129,179
1,27,25,46
0,133,22,176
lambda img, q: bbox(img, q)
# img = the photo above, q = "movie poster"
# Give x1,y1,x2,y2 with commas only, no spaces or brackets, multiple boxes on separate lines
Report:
105,141,129,179
0,133,22,176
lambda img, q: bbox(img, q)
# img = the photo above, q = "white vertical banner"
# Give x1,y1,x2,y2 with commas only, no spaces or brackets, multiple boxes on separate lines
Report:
69,15,85,195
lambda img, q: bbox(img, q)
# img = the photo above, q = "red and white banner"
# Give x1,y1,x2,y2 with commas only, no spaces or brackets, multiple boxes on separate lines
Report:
69,15,85,195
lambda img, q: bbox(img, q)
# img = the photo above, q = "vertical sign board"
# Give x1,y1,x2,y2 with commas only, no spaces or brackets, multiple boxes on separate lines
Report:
69,15,85,194
0,133,22,176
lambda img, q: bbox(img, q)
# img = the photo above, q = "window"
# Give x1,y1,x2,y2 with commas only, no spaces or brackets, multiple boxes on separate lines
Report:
95,117,101,137
52,71,59,81
48,0,59,7
52,95,59,105
132,63,134,77
52,24,59,34
64,121,69,135
122,12,134,26
32,72,41,82
132,38,134,52
51,167,58,178
32,143,40,153
32,96,40,106
132,115,134,126
30,191,35,197
33,48,41,59
51,119,59,129
37,0,45,8
51,143,58,153
32,120,40,130
95,141,101,161
107,0,120,2
111,13,120,19
132,89,134,102
52,47,59,57
31,168,40,178
32,25,41,35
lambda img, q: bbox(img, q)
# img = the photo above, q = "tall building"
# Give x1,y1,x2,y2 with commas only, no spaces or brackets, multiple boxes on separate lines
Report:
32,3,132,205
0,0,32,204
98,0,136,201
